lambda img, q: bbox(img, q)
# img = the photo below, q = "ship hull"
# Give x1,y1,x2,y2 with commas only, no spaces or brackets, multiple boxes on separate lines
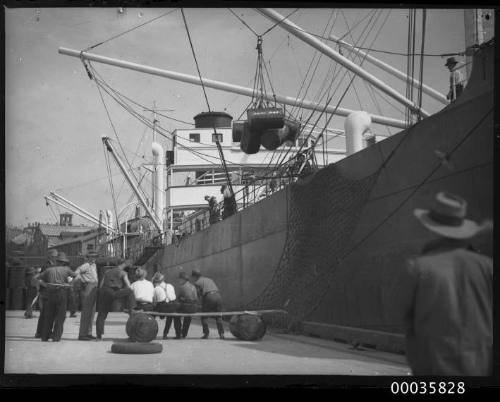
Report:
148,42,493,348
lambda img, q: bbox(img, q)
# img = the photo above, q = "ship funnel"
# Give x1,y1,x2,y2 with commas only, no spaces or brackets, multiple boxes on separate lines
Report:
344,111,372,155
152,142,165,225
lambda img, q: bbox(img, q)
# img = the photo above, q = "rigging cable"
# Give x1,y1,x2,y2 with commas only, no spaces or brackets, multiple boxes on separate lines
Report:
180,8,235,197
417,10,427,118
181,8,211,112
296,8,383,160
289,9,338,118
83,8,180,51
87,66,229,167
88,61,147,199
227,8,259,37
103,142,120,232
340,9,394,136
344,107,493,258
260,8,300,37
116,124,149,201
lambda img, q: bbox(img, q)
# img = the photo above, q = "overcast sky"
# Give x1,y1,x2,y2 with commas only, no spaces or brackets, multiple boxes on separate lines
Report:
5,7,467,228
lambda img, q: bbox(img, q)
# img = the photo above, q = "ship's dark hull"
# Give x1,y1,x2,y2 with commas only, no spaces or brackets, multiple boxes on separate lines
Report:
148,42,493,348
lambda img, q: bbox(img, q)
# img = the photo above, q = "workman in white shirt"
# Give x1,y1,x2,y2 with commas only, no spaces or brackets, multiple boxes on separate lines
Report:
74,252,99,340
152,271,181,339
130,267,155,311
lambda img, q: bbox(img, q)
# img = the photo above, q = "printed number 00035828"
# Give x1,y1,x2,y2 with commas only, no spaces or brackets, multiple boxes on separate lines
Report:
390,381,465,395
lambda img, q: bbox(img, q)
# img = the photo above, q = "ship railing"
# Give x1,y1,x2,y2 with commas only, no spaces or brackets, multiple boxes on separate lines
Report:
171,155,306,242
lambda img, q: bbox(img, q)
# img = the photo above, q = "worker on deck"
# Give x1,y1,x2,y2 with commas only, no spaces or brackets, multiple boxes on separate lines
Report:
445,57,465,102
74,252,99,341
34,249,58,338
37,252,77,342
191,268,225,339
95,260,136,341
221,185,237,219
205,195,221,224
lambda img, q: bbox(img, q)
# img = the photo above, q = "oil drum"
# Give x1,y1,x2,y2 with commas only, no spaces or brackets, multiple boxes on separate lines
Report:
247,107,284,131
240,122,262,154
126,312,158,342
261,119,301,150
229,314,267,341
232,121,245,142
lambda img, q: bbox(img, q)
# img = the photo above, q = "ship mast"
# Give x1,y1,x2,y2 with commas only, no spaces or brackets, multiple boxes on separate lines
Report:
328,33,448,105
58,47,408,129
102,136,163,233
44,194,117,234
256,8,430,118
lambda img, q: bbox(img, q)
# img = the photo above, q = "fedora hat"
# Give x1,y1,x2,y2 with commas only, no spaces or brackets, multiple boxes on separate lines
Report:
414,192,480,239
56,251,70,263
48,249,58,258
179,271,190,281
445,57,458,67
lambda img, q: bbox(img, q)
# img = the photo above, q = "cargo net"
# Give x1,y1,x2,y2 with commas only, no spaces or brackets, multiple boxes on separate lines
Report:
246,164,379,330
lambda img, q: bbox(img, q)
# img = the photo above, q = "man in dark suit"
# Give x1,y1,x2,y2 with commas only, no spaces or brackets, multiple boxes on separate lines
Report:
37,252,77,342
34,249,58,338
95,260,136,341
400,192,492,375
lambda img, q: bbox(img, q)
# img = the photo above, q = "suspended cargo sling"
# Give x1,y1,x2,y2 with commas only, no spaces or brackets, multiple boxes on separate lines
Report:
240,121,262,154
232,121,245,142
261,119,301,150
247,107,285,131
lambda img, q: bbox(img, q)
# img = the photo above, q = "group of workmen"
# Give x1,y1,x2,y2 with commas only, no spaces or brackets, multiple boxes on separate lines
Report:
27,251,224,342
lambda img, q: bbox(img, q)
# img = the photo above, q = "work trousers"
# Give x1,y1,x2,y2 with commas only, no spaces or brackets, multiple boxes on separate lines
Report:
178,302,199,338
41,288,68,341
96,287,136,338
24,286,38,318
67,286,78,315
135,302,154,311
201,292,224,336
156,301,181,338
35,294,48,337
78,282,97,337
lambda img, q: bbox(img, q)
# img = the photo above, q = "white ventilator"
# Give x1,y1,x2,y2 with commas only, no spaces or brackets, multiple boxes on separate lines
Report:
152,142,165,224
344,111,372,155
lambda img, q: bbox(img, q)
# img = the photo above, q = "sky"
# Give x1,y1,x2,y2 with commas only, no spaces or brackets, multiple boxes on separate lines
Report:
5,7,468,228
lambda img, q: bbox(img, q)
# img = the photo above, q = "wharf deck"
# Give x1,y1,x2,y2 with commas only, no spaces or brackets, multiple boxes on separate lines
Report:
4,310,410,376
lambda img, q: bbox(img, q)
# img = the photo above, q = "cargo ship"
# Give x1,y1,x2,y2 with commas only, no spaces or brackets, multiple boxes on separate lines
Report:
52,9,493,351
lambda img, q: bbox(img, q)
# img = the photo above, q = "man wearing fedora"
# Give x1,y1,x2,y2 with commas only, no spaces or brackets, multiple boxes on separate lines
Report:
34,249,59,338
445,57,464,102
74,252,99,340
37,251,77,342
401,191,492,375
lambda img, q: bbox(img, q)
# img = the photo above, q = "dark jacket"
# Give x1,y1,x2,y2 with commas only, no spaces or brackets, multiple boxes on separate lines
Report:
402,239,492,375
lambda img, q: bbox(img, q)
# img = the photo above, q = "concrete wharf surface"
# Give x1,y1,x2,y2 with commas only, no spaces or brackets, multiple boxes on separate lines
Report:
5,310,410,375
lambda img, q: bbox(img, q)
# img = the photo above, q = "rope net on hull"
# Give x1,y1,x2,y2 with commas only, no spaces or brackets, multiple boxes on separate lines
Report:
246,164,380,330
